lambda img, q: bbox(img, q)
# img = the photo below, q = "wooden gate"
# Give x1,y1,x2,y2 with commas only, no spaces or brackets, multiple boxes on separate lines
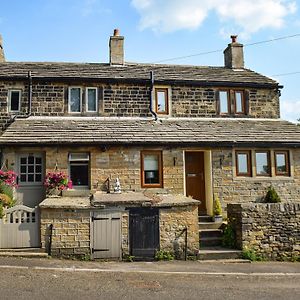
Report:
92,211,121,259
129,208,159,258
0,205,40,249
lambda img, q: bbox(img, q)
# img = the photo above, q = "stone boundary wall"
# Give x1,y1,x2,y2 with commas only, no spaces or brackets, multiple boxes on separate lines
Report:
40,208,90,257
228,203,300,260
160,205,199,258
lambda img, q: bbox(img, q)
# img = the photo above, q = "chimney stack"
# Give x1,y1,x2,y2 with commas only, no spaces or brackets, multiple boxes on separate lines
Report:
224,35,244,69
109,29,124,65
0,35,5,62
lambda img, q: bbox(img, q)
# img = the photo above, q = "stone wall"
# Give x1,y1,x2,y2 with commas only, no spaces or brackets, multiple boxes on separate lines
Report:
227,203,300,260
40,208,90,257
0,80,280,123
212,148,300,213
159,205,199,258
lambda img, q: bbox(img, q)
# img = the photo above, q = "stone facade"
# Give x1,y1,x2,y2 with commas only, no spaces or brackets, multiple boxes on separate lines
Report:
227,203,300,260
0,81,280,129
40,208,90,257
160,205,199,258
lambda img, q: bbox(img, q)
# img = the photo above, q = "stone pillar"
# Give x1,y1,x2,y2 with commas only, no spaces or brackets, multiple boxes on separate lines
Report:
224,35,244,69
0,34,5,62
109,29,124,65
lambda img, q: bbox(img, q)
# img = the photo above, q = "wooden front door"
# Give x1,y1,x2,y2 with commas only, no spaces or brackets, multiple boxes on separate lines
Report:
185,152,206,214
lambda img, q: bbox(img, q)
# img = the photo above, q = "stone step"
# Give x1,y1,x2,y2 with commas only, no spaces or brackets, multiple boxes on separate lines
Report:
198,221,223,230
198,247,242,260
0,248,48,258
199,229,223,238
198,215,213,223
200,236,223,247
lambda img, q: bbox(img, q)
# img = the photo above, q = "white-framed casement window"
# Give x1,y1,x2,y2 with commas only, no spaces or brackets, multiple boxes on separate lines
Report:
155,87,170,115
68,152,90,188
219,90,230,115
68,87,82,113
8,90,21,112
86,87,98,112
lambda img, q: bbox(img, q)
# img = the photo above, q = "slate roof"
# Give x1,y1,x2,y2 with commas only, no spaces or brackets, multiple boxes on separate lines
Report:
1,117,299,147
0,62,278,87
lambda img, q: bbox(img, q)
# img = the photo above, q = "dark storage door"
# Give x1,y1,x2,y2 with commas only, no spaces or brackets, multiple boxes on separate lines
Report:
129,208,159,258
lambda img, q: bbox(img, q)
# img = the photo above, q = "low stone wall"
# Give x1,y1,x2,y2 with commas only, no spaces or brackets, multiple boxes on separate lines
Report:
228,203,300,260
160,205,199,258
40,208,90,257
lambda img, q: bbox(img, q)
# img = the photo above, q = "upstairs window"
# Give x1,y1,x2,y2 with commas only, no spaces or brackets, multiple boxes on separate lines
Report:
68,153,89,188
141,151,163,188
8,90,21,112
155,88,169,115
275,151,290,176
218,89,246,116
69,87,82,113
219,91,230,114
86,87,97,112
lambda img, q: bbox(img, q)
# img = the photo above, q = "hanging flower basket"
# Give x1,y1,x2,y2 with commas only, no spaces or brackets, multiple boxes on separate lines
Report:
44,171,72,196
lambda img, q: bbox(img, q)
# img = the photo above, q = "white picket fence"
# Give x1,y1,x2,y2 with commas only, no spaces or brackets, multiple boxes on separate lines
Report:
0,205,40,249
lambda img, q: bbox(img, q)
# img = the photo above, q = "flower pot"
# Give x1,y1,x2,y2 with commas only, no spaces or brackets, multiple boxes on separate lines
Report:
213,215,223,223
47,188,62,197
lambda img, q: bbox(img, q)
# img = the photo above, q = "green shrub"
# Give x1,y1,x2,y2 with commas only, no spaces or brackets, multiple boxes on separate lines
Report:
213,195,222,216
264,186,281,203
222,223,236,248
241,248,264,261
155,250,174,261
0,203,3,218
0,183,14,201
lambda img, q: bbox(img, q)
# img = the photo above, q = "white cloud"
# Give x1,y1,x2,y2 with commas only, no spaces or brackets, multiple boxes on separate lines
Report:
80,0,111,17
280,99,300,122
131,0,296,35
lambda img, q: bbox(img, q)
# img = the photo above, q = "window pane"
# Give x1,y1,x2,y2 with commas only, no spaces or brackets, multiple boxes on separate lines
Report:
237,153,248,174
35,174,42,182
276,153,288,174
256,152,270,175
235,92,243,113
70,164,89,186
87,88,97,112
10,91,20,111
70,88,81,112
219,91,229,113
156,90,167,113
143,154,160,184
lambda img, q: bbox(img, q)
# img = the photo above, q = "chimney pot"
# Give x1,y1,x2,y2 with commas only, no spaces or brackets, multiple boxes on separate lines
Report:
113,29,120,36
231,35,238,43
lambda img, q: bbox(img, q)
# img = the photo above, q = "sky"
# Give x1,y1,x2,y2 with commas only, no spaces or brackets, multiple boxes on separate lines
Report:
0,0,299,122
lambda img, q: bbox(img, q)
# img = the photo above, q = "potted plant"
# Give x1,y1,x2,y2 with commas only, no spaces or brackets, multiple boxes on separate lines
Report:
213,195,223,222
44,171,72,196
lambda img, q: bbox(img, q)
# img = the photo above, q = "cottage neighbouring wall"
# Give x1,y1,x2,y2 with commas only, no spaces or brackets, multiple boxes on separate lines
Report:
227,203,300,260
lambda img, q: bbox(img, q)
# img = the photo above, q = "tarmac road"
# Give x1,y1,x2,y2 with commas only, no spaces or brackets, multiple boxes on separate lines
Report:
0,257,299,300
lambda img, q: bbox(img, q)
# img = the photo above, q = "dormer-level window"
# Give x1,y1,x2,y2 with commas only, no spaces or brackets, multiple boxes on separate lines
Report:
8,90,21,112
218,89,246,116
86,87,97,112
69,87,82,113
155,88,169,115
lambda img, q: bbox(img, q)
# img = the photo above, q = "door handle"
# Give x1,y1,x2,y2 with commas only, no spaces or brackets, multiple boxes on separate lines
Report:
187,173,197,177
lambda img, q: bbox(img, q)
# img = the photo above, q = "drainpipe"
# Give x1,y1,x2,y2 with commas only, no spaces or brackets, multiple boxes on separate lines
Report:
149,71,157,121
27,71,32,116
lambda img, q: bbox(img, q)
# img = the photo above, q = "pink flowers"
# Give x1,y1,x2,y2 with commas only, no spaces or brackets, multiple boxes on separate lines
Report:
0,170,18,188
44,171,72,192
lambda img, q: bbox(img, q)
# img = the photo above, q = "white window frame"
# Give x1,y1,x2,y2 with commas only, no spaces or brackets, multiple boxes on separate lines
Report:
68,87,82,113
8,89,21,113
68,152,90,189
86,87,98,113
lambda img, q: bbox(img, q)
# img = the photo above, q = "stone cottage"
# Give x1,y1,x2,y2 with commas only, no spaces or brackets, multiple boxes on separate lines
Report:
0,30,299,258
